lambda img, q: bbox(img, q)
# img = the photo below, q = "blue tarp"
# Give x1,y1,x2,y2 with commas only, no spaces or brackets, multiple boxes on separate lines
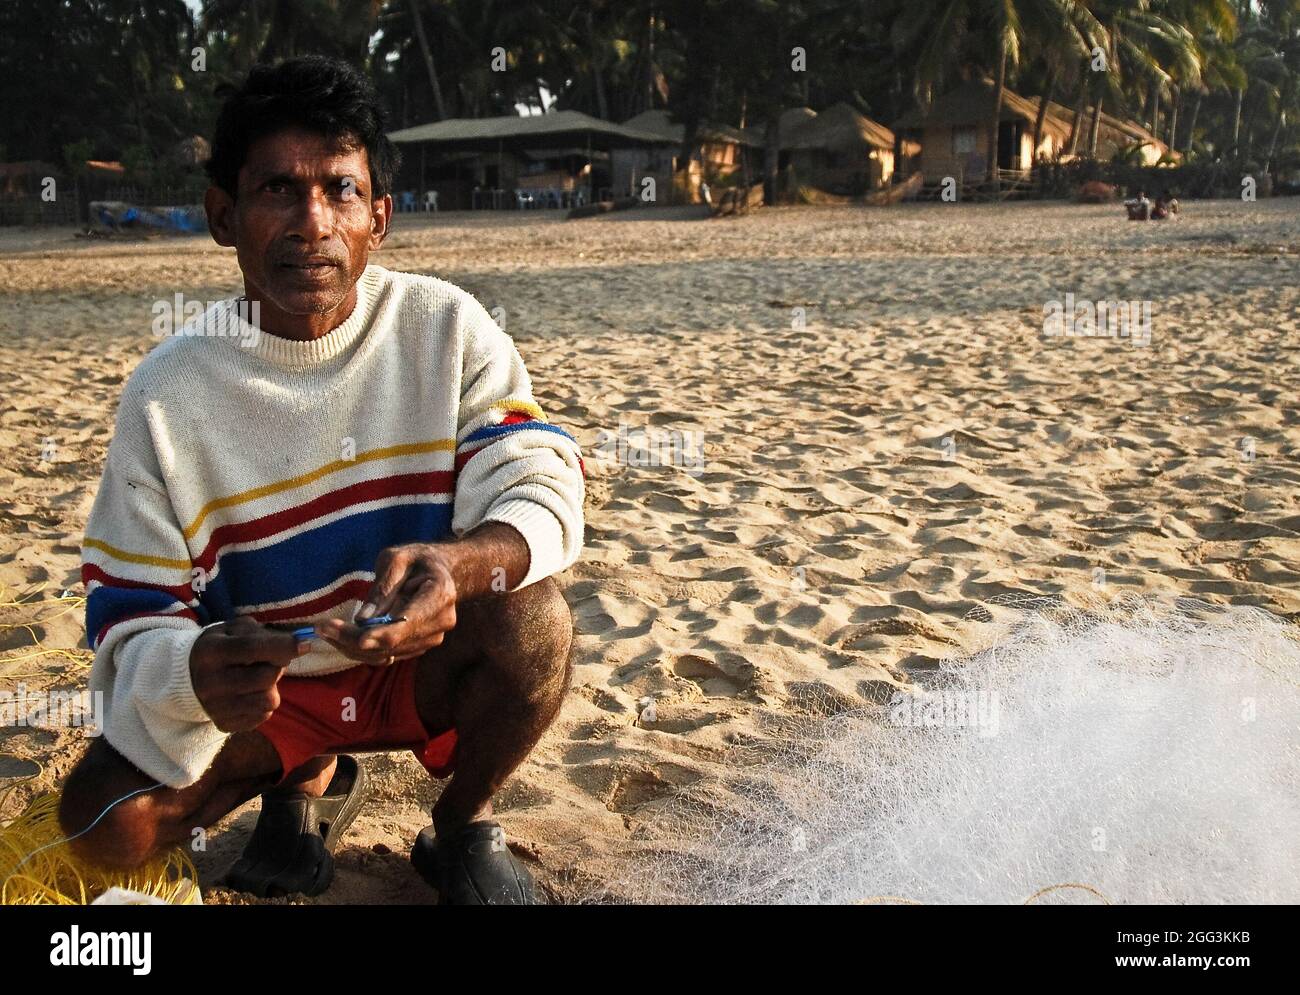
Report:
90,201,205,233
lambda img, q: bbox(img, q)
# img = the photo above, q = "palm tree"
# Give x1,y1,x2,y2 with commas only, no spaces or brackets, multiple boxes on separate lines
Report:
894,0,1103,181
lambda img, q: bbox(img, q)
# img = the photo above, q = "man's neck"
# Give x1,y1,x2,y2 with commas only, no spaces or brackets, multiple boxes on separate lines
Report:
243,284,360,342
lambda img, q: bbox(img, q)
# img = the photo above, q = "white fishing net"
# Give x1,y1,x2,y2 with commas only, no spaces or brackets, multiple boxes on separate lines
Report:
598,598,1300,904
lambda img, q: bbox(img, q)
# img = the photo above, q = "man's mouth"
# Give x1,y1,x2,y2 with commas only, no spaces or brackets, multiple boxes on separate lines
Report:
279,258,338,271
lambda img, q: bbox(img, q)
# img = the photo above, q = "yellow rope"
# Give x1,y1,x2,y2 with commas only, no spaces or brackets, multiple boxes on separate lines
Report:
0,792,200,905
0,586,93,690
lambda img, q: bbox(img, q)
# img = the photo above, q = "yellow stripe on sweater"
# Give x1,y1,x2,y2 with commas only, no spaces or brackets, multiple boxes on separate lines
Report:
84,538,192,571
181,438,456,542
491,398,545,421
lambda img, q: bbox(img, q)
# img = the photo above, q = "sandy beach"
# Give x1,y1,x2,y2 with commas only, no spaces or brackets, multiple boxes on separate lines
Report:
2,198,1298,903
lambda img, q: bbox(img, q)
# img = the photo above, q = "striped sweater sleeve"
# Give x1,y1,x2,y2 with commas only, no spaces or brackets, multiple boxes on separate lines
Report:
81,398,222,788
451,303,585,590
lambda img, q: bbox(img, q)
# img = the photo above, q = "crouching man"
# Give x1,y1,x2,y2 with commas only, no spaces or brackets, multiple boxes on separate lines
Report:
58,56,584,905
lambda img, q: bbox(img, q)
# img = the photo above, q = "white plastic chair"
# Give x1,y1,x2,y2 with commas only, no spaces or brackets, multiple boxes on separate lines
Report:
424,190,438,212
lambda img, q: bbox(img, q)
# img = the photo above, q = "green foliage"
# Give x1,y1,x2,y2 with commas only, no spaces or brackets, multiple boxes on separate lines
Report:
61,140,95,178
0,0,1295,192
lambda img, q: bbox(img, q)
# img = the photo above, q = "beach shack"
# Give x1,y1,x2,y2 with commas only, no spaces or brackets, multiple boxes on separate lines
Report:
613,109,758,202
1030,98,1175,164
388,109,671,210
893,78,1071,183
780,102,907,192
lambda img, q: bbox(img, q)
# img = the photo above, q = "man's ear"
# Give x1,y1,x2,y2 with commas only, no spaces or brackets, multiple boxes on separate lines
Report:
205,185,236,247
370,194,393,248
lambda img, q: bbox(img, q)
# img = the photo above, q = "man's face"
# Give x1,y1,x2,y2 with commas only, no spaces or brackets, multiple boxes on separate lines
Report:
206,127,391,328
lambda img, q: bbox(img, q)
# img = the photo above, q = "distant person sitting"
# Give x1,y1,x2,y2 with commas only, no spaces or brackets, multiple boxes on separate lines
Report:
1125,190,1152,221
1151,191,1179,220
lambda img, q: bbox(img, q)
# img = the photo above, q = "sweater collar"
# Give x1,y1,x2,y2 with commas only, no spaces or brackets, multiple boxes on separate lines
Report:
225,265,385,369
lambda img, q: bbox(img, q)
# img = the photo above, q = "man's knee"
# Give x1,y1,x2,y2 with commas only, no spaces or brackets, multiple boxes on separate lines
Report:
58,742,167,870
463,576,574,699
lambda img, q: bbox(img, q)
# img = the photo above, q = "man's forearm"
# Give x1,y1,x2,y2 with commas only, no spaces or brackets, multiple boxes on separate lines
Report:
440,522,532,600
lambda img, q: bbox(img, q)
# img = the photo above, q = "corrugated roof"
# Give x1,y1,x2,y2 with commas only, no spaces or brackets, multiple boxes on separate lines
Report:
782,102,895,150
388,109,672,150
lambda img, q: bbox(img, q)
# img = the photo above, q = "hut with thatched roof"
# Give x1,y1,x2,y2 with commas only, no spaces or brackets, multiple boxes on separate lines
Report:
613,109,758,203
780,102,910,192
893,78,1071,182
1030,97,1175,165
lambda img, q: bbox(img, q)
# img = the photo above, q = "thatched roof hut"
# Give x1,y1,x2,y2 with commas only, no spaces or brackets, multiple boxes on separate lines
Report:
780,106,818,136
778,102,907,191
893,78,1072,181
1031,97,1175,164
622,109,759,148
781,102,895,152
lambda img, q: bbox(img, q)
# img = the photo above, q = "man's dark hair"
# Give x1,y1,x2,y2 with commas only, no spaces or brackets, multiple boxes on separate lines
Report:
205,55,401,199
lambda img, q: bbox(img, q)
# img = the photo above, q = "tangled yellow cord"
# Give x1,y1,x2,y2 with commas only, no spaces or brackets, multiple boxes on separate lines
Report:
0,585,94,682
0,790,200,905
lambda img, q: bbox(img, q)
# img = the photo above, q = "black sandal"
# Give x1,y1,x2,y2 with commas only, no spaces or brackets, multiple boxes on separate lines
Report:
410,820,540,905
223,754,367,898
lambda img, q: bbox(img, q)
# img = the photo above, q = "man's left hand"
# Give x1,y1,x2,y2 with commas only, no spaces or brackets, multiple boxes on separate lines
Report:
315,543,459,664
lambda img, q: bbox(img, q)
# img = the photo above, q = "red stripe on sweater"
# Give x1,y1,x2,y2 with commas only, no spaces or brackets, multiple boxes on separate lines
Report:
192,470,454,571
96,607,200,649
81,563,195,601
247,577,374,624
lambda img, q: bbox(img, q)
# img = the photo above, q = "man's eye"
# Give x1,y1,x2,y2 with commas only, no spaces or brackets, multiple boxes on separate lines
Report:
265,181,291,194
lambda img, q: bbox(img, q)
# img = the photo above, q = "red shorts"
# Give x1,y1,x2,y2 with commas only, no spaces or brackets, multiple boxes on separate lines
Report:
257,659,457,785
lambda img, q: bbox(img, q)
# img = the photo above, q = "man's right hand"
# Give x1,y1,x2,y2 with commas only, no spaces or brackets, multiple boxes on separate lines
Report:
189,616,307,732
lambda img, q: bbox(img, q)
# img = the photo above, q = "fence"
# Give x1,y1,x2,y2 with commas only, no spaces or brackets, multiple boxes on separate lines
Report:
100,184,207,206
0,197,78,226
0,182,207,227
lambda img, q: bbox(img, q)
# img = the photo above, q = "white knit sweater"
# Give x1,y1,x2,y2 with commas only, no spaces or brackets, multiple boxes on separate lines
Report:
81,265,585,786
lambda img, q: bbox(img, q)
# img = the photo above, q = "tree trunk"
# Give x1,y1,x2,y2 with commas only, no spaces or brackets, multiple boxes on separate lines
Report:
408,0,446,121
1185,89,1202,153
1266,108,1286,171
1232,87,1244,150
1031,70,1058,174
763,114,780,205
642,10,656,114
1067,68,1087,155
1242,100,1260,159
1167,87,1180,152
1088,92,1103,157
587,11,608,120
988,44,1008,182
1151,87,1161,142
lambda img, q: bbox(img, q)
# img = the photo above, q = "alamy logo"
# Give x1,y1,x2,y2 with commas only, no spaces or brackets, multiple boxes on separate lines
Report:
593,418,706,477
151,295,261,347
1043,293,1151,346
888,688,1001,738
1,685,103,734
49,927,151,975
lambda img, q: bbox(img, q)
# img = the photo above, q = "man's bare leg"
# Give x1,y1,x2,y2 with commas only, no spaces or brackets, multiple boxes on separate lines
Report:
57,576,573,884
412,576,574,837
57,731,284,870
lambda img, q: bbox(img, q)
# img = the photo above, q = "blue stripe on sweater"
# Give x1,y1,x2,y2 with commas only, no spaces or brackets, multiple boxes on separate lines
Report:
459,421,578,448
198,501,455,618
87,586,205,649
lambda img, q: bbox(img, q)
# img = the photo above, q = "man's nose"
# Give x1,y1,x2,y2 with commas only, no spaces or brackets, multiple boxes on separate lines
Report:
287,190,333,241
